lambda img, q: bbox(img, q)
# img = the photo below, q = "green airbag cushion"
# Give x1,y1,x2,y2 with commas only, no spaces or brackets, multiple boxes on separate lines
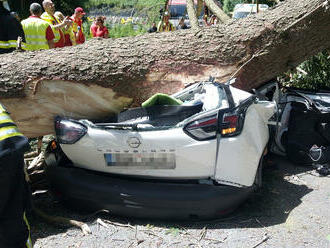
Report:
142,93,183,107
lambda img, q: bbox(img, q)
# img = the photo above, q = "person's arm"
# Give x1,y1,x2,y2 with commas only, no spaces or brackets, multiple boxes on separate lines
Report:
45,25,55,49
47,39,55,49
103,27,109,38
90,24,96,37
74,26,80,40
52,17,72,30
68,27,76,45
157,21,163,32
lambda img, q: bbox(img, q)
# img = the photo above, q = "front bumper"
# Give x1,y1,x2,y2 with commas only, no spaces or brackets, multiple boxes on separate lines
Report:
45,163,254,220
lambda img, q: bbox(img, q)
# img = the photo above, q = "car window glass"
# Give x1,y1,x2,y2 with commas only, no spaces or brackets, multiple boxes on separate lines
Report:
229,86,252,106
233,12,253,19
203,84,228,110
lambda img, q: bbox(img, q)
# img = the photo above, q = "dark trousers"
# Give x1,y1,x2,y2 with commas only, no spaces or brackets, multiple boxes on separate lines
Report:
0,152,29,248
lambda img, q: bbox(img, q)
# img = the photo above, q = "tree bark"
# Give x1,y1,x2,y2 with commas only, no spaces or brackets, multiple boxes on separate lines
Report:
186,0,199,30
196,0,204,17
1,0,330,137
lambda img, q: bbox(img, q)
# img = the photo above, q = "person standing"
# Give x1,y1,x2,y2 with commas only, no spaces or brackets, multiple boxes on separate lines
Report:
21,3,55,50
176,18,189,30
0,0,25,54
0,103,32,248
90,16,109,38
71,7,86,44
10,11,20,21
41,0,71,48
54,11,75,46
157,11,175,32
147,22,157,33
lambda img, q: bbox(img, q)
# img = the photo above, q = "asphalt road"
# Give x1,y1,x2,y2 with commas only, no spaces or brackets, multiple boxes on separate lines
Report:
31,154,330,248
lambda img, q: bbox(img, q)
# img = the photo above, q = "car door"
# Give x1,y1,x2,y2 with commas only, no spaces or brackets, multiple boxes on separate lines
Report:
213,83,277,187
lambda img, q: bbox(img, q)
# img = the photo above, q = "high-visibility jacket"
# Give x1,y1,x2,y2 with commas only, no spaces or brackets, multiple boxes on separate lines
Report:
0,104,25,157
21,17,50,51
0,5,25,54
71,16,85,44
0,103,32,248
63,25,76,46
157,21,176,32
41,12,63,43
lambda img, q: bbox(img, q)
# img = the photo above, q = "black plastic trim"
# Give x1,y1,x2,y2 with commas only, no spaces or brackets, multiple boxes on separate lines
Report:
44,145,254,220
45,164,253,220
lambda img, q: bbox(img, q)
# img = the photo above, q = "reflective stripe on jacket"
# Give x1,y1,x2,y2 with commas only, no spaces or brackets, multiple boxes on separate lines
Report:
0,103,28,158
0,6,26,54
24,212,33,248
41,12,62,43
0,110,23,142
21,17,50,51
0,40,17,49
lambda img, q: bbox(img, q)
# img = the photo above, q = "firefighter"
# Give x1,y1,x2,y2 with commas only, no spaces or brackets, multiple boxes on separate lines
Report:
0,0,25,54
0,103,32,248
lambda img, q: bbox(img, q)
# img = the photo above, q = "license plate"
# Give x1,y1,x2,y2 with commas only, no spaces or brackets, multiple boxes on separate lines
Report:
104,153,176,169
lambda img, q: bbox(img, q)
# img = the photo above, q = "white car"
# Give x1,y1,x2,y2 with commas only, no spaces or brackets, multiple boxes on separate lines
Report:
233,4,269,19
45,78,276,219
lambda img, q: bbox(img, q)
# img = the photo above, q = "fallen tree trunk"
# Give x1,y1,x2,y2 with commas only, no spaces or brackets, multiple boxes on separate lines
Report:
1,0,330,137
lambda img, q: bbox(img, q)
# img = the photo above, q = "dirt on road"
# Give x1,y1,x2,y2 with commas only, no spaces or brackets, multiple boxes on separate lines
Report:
30,155,330,248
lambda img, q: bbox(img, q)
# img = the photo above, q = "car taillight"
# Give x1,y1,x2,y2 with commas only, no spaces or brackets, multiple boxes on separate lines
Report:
183,115,218,141
221,112,244,137
55,118,87,144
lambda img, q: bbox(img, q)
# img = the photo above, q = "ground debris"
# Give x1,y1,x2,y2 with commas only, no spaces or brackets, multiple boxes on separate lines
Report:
103,219,135,229
33,207,92,235
251,233,270,248
96,218,109,229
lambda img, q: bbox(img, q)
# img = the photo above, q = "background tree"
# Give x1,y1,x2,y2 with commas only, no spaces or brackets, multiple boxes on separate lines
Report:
9,0,89,18
285,51,330,91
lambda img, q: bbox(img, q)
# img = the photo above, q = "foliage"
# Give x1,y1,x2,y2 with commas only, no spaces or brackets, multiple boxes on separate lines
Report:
82,20,147,40
223,0,241,14
9,0,89,18
52,0,89,16
85,0,165,10
283,51,330,91
108,23,147,38
82,19,93,40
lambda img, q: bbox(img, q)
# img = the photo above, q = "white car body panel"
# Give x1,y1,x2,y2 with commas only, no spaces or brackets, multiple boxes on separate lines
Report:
215,101,276,187
229,86,253,105
60,127,217,179
58,82,276,187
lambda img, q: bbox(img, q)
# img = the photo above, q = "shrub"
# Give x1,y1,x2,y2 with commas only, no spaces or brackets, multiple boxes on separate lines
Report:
283,51,330,91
